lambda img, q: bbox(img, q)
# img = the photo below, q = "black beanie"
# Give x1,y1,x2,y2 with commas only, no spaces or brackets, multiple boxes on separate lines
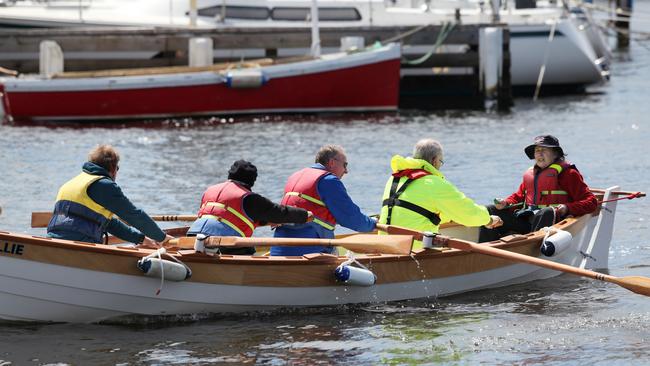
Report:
228,160,257,187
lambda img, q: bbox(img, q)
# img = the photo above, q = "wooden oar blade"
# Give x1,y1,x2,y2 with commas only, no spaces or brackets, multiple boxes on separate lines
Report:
31,211,52,228
610,276,650,297
167,237,197,249
376,223,423,241
336,234,413,255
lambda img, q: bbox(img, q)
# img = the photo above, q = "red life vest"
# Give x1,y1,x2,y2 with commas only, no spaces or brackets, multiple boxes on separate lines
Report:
523,161,573,207
197,180,259,237
281,167,337,231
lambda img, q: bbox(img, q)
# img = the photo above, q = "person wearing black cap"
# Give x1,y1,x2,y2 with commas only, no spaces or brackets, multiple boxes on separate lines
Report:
187,160,313,255
479,135,597,243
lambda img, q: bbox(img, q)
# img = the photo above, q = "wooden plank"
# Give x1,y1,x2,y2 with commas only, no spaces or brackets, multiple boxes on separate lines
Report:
0,25,488,52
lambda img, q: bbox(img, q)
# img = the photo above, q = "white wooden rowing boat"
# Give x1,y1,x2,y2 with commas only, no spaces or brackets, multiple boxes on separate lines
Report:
0,186,636,323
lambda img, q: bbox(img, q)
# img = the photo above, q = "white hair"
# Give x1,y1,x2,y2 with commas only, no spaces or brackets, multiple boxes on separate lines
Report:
413,139,443,163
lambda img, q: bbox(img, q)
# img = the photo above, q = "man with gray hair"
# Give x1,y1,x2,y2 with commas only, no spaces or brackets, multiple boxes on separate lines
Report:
271,144,376,256
379,138,501,249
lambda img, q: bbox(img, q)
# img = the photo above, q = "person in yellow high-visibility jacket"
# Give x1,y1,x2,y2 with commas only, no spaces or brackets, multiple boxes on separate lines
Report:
379,138,502,249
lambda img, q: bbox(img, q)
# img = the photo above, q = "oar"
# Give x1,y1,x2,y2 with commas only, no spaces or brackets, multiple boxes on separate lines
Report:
31,211,197,228
376,223,650,297
491,191,645,211
590,188,646,197
168,234,414,255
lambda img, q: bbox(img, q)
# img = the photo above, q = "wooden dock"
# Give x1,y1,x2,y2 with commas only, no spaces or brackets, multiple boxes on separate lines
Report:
0,25,512,110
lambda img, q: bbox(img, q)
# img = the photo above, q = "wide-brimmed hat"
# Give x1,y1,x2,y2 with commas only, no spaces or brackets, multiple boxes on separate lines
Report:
524,135,564,159
228,160,257,187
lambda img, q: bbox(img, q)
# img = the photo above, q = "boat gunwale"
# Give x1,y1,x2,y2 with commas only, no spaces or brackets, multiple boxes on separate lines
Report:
0,214,593,266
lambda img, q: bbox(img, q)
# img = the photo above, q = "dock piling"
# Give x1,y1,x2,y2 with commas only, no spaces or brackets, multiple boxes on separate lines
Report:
39,40,64,77
188,37,213,67
615,0,632,48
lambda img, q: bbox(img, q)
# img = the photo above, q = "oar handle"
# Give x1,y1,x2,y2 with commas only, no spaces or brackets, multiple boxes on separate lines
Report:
150,215,197,222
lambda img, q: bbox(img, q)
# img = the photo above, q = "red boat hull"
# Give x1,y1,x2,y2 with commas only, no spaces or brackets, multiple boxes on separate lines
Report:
1,55,400,123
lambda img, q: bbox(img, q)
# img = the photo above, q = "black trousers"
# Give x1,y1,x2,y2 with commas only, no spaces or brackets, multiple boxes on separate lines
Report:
478,205,556,243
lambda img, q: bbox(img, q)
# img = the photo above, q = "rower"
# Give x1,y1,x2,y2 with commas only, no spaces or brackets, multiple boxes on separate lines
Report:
46,144,173,247
270,145,376,256
378,138,501,249
187,160,313,255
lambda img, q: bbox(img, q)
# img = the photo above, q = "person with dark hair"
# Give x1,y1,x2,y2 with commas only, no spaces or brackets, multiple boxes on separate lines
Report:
270,145,376,256
187,160,312,255
47,144,173,247
478,135,598,242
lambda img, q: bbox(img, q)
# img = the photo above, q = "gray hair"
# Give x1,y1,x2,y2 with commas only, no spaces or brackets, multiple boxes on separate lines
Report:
315,144,345,165
413,139,443,163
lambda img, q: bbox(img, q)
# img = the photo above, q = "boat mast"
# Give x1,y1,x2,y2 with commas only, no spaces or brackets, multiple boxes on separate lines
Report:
189,0,198,27
310,0,321,57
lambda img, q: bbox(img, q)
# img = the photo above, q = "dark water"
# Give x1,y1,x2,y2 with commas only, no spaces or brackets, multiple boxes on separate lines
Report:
2,9,650,366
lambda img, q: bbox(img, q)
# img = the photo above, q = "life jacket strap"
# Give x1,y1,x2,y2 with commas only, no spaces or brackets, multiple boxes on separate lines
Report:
383,176,441,226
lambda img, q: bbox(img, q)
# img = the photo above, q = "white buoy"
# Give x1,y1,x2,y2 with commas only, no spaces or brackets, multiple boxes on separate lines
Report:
334,264,376,286
225,69,266,88
137,257,191,281
541,230,573,257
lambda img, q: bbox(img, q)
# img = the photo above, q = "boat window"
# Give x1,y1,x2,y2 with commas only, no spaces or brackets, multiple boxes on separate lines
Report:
197,6,270,20
271,7,361,21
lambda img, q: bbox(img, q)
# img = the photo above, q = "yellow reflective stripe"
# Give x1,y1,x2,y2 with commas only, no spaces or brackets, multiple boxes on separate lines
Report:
201,214,247,237
285,191,325,206
537,204,561,208
540,190,568,195
313,217,335,231
549,164,563,174
202,202,255,232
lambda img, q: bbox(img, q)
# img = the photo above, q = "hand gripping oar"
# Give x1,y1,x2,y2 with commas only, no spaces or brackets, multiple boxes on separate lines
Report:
376,223,650,297
167,234,414,255
31,211,198,228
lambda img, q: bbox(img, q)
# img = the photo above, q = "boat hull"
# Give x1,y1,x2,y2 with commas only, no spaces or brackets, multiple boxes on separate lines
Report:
0,43,400,123
0,186,621,323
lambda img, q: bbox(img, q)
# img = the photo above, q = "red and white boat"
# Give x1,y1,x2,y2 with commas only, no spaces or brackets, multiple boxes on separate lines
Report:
0,43,400,123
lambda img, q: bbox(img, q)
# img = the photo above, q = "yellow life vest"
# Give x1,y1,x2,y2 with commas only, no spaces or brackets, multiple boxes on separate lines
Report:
379,156,490,249
56,172,114,220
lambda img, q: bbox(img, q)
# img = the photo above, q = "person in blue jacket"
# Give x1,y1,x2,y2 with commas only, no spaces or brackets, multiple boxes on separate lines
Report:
270,145,376,256
47,144,173,247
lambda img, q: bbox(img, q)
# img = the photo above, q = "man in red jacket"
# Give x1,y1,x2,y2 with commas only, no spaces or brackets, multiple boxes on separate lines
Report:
479,135,597,242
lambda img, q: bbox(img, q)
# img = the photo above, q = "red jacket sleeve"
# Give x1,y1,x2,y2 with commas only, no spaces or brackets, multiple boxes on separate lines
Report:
559,168,598,216
504,181,526,205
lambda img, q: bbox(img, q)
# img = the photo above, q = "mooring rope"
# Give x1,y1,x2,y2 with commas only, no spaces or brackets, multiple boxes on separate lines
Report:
401,21,457,65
